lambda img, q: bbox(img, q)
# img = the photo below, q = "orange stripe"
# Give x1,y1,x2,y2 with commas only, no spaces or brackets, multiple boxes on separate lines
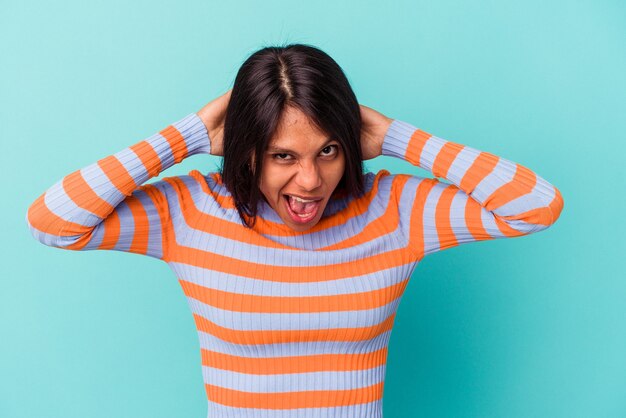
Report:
500,207,551,226
26,193,92,236
140,183,174,261
125,195,149,255
551,186,565,222
408,178,438,260
432,142,464,178
205,381,384,409
193,313,396,345
459,152,499,193
403,129,431,166
63,170,114,218
172,243,411,283
179,277,408,313
434,185,459,251
164,175,288,246
98,210,120,249
322,174,407,251
166,172,413,266
130,140,162,178
248,170,390,237
210,172,222,185
193,171,235,209
97,155,137,195
321,207,398,250
493,216,526,238
183,171,409,254
464,197,491,241
166,176,294,251
201,347,388,374
159,125,188,164
65,230,94,251
484,164,536,212
500,185,564,226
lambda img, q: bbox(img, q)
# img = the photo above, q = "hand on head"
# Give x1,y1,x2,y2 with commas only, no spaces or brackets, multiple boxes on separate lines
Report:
359,104,393,160
197,89,232,156
197,90,392,161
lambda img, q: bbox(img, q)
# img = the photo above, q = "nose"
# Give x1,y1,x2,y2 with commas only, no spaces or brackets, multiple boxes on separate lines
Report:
294,160,323,191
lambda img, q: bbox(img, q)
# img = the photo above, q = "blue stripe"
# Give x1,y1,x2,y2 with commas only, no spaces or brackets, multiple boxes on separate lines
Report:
169,262,416,297
80,164,126,208
447,145,480,184
202,364,386,392
471,156,515,203
197,330,392,357
186,294,403,331
206,398,383,418
133,188,164,258
112,201,133,252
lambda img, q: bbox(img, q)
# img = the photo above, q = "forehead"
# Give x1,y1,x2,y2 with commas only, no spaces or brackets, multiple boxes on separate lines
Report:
269,106,330,149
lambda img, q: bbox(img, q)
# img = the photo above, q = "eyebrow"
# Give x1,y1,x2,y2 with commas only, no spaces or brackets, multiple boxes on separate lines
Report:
267,138,337,155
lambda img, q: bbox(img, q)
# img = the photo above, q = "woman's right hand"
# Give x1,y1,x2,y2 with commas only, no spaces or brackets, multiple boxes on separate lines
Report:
196,88,232,156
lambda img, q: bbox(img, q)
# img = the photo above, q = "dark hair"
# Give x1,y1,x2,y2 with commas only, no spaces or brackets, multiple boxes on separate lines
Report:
220,43,365,228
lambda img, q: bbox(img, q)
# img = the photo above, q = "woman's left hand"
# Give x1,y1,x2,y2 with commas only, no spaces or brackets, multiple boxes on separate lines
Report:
359,104,393,160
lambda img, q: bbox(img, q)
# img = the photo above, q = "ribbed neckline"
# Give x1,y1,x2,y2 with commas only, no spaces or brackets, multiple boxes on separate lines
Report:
209,171,387,246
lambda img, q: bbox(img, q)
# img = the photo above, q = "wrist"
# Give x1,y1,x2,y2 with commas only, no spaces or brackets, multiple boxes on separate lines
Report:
195,109,211,132
381,119,421,161
380,118,393,155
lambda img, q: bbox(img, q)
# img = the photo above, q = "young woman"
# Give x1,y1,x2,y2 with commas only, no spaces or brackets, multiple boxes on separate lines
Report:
26,43,563,417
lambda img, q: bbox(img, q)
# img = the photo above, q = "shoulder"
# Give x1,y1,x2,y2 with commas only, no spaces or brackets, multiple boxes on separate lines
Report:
137,170,228,203
369,169,443,205
186,170,225,195
354,170,396,212
367,169,413,195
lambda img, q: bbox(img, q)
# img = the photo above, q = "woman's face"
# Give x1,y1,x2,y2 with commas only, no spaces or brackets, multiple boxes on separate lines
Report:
257,106,346,232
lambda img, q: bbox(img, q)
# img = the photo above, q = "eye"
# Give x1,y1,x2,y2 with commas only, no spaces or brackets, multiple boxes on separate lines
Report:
272,153,292,161
320,144,339,157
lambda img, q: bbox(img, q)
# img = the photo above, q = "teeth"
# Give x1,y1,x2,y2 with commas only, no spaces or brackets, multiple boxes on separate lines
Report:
286,195,318,218
289,195,318,203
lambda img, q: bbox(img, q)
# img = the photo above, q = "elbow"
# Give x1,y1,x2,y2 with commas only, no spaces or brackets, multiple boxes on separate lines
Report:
534,186,564,228
25,200,63,248
498,186,564,235
548,186,564,226
25,206,53,246
26,211,89,250
25,195,87,249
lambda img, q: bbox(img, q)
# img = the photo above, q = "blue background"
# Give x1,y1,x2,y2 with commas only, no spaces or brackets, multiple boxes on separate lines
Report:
2,1,624,417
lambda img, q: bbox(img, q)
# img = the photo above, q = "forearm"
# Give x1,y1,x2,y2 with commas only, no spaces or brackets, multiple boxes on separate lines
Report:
26,113,210,241
382,119,563,236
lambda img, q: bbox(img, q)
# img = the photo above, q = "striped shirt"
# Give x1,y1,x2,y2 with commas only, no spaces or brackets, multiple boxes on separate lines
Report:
26,112,563,417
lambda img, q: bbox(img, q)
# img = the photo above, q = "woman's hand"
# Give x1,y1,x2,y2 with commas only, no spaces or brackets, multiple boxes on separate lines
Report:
359,104,393,160
196,89,232,156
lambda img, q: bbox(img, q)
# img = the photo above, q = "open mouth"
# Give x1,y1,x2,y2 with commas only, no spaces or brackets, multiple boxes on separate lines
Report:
282,194,323,224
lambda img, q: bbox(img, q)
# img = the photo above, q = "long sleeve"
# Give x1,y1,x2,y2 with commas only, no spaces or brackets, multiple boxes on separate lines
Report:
25,113,211,261
381,119,564,261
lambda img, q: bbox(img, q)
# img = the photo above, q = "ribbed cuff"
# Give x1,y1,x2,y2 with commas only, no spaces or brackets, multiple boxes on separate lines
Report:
381,119,456,173
172,112,212,156
381,119,417,160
